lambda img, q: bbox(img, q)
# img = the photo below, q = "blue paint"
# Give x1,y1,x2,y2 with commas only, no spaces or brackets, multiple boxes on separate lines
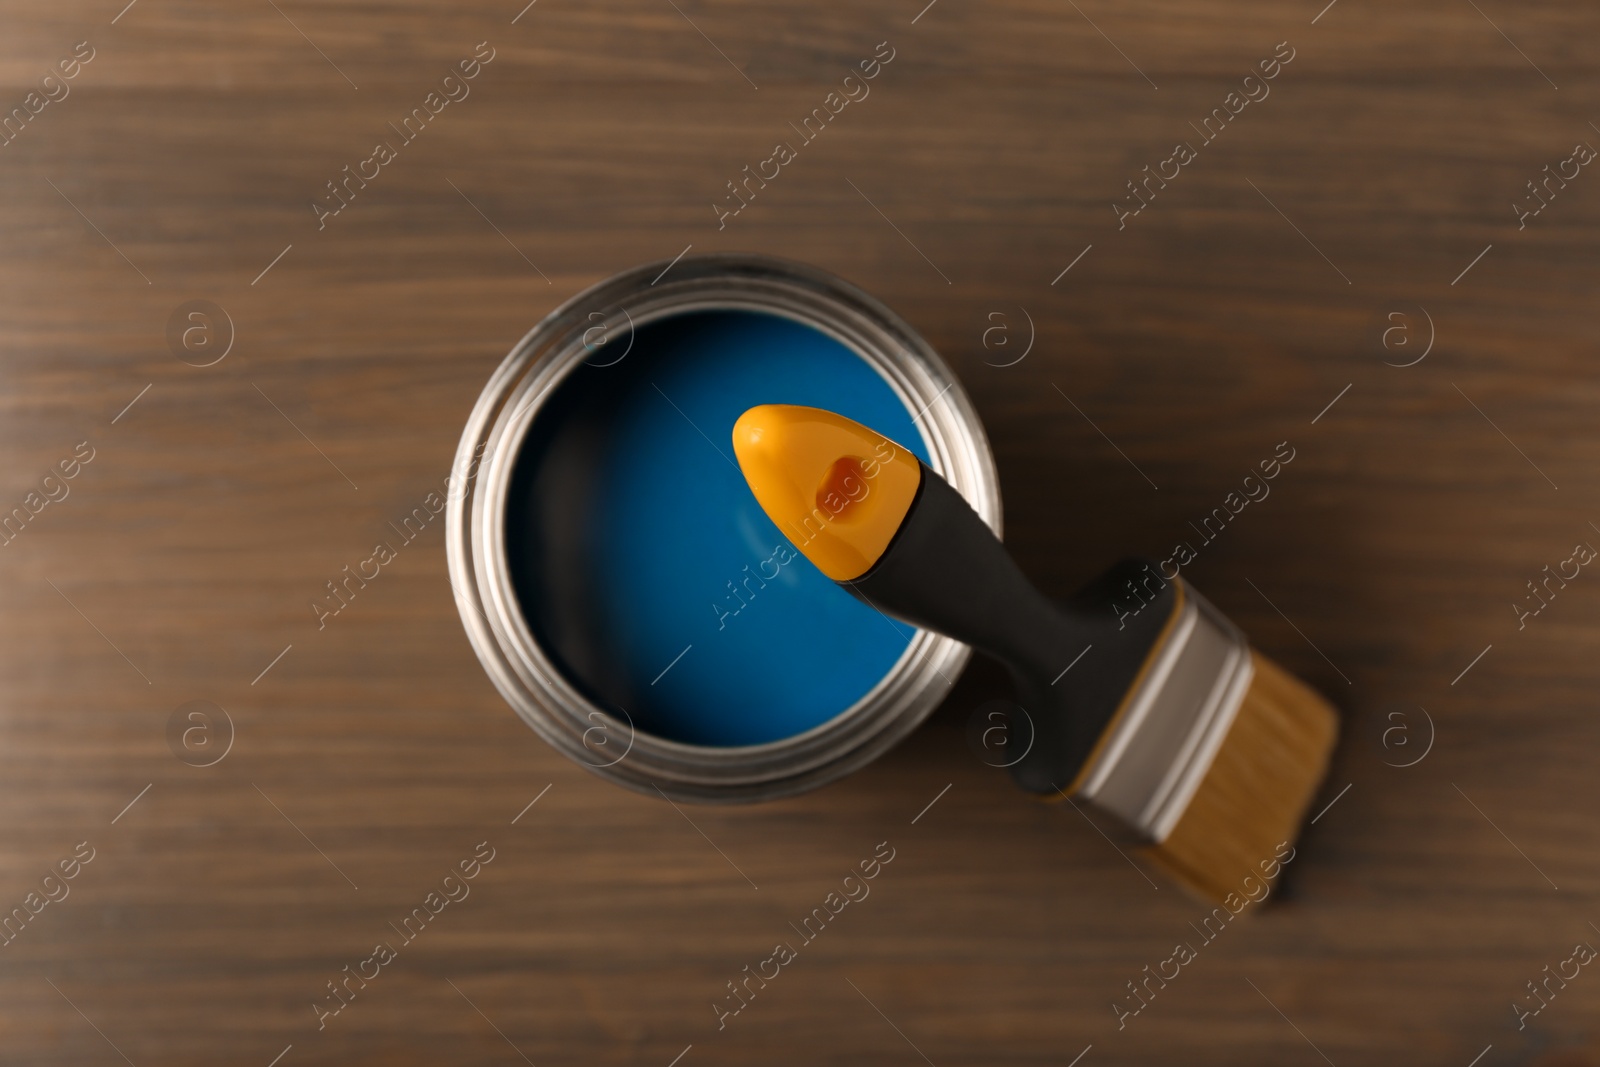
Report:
505,309,928,747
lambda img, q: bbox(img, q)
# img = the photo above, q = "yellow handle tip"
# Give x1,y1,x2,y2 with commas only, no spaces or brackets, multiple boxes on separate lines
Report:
731,405,921,581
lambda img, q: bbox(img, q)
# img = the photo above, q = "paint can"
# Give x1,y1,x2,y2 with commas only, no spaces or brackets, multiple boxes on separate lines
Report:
446,253,1000,802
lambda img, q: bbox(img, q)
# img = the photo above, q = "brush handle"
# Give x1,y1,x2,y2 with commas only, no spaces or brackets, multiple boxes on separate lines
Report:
842,463,1178,795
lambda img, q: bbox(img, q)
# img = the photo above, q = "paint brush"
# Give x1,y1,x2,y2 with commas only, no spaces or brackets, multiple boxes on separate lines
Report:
731,403,1339,903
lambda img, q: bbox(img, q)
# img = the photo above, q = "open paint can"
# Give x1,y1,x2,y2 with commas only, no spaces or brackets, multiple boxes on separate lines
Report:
447,254,1000,802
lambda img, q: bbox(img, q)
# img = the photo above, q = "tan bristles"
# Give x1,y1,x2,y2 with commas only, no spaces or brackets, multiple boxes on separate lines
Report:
1142,652,1339,904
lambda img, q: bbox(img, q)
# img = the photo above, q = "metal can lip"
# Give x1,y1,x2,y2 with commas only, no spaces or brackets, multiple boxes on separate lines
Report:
447,252,1002,803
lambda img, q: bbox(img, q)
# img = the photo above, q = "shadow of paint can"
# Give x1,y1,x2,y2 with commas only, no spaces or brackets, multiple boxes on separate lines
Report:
447,254,1000,802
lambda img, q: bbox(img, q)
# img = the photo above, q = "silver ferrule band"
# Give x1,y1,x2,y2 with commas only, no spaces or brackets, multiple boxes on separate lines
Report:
1073,581,1253,842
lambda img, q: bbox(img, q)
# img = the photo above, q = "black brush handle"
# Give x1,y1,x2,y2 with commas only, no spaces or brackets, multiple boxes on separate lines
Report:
842,463,1178,794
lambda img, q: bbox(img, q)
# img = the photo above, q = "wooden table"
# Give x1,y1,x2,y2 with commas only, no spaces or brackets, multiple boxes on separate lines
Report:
3,0,1597,1063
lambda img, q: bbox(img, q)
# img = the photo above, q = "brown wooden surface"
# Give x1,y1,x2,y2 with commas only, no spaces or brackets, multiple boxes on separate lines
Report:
3,1,1598,1064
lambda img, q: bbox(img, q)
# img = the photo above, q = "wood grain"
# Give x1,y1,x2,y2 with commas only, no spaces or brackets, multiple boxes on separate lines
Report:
2,0,1599,1063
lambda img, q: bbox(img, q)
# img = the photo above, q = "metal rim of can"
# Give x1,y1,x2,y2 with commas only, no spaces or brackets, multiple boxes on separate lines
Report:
446,253,1002,803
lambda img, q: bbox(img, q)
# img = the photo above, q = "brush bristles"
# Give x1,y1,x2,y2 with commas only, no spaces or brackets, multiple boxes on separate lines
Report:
1143,652,1339,904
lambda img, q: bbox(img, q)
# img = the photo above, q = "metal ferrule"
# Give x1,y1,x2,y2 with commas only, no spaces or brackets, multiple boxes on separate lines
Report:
1073,581,1254,842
